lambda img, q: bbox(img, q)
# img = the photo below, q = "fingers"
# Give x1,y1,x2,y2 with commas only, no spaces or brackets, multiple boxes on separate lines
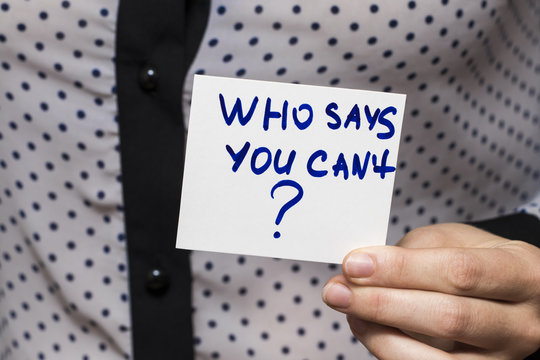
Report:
326,223,540,359
349,317,512,360
323,277,535,350
341,244,536,302
350,317,503,360
346,316,454,360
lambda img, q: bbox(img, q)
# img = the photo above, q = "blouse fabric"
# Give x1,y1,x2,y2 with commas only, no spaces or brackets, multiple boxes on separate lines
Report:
0,0,539,359
0,0,131,359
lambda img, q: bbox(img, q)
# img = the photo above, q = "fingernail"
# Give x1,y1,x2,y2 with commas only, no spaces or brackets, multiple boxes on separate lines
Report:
322,283,352,308
344,252,374,278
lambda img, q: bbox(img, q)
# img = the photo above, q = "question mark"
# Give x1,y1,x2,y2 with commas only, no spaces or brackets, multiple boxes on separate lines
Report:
270,179,304,239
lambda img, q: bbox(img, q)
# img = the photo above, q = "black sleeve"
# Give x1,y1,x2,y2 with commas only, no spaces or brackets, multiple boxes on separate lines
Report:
115,0,209,359
468,213,540,247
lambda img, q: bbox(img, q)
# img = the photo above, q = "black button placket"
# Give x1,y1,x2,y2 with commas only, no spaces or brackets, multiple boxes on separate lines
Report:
115,0,209,358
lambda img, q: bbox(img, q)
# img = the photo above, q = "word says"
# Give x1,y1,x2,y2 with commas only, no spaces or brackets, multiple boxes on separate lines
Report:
226,142,396,180
219,94,396,139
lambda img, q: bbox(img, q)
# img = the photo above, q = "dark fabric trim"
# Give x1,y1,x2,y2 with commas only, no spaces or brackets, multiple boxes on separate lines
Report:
115,0,209,358
468,213,540,247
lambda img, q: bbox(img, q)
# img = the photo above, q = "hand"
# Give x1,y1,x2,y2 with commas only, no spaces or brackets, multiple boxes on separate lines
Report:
322,223,540,359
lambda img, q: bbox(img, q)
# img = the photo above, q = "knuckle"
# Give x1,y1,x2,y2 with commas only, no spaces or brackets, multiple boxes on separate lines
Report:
436,299,470,339
518,323,540,356
365,290,390,322
446,250,481,292
532,272,540,297
527,270,540,298
399,225,446,248
528,324,540,347
389,250,408,281
523,308,540,349
400,226,430,246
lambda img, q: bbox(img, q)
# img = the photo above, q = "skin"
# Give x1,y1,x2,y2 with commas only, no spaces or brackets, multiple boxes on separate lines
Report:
322,223,540,359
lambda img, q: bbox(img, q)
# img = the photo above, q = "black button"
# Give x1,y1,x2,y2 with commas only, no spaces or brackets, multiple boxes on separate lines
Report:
139,64,159,91
145,268,170,296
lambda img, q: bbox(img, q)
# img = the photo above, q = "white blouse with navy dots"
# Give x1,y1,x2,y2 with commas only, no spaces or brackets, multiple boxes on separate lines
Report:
1,1,539,359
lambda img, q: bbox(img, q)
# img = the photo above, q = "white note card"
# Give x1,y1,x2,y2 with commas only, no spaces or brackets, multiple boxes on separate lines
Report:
177,75,406,264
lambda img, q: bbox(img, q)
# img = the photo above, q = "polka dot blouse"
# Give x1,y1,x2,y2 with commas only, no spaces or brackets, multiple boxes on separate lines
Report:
1,0,539,359
0,0,130,359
